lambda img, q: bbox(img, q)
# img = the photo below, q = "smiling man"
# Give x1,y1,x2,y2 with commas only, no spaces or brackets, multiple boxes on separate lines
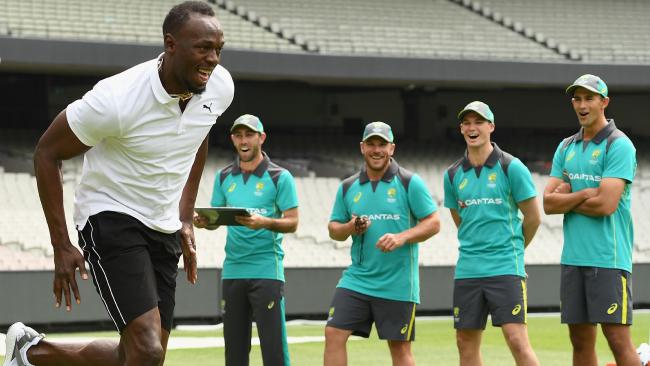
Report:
194,114,298,366
324,122,440,366
4,2,233,366
444,101,541,366
543,75,639,366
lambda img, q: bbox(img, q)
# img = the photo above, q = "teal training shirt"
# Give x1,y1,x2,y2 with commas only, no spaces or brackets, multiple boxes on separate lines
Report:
329,160,437,303
444,143,537,279
211,153,298,281
550,120,636,272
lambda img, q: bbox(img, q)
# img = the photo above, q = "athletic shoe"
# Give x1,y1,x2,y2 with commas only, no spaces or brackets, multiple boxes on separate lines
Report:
3,322,44,366
638,342,650,365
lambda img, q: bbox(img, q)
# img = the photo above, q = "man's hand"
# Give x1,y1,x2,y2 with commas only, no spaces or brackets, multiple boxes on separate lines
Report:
52,242,89,312
375,233,406,253
235,214,269,230
180,222,198,284
352,215,370,236
193,213,219,230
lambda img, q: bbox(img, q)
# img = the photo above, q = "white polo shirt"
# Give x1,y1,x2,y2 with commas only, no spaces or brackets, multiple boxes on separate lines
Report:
67,55,234,233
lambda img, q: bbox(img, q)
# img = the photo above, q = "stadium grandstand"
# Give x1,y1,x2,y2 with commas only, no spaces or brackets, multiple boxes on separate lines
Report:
1,0,650,327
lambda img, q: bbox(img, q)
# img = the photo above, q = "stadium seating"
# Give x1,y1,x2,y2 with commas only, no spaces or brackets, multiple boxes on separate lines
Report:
232,0,564,61
2,0,648,63
477,0,650,64
0,0,304,53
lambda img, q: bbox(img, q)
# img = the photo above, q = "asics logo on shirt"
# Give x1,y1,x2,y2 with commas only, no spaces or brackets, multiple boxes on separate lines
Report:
459,178,468,190
566,151,576,162
353,192,362,203
227,183,237,192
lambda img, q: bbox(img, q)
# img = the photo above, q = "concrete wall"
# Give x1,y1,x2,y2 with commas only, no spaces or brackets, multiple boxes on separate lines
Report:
2,264,649,329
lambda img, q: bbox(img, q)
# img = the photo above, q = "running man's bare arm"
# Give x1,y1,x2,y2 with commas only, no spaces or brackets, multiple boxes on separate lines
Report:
179,136,209,285
517,197,541,248
34,109,91,311
573,178,626,217
543,177,597,214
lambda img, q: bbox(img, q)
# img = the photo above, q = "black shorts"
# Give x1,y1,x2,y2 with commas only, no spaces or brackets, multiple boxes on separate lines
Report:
560,265,633,325
78,211,181,333
326,287,417,341
453,275,528,330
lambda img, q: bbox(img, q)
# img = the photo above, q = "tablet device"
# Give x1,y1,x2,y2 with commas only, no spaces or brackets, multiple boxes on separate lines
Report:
194,207,251,226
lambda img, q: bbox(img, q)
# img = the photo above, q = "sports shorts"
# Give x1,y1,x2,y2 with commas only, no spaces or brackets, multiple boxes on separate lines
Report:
326,287,416,341
453,275,528,329
560,265,633,325
78,211,181,332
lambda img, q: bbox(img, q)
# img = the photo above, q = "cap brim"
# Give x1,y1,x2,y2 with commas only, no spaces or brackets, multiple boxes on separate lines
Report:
565,84,603,96
363,133,392,142
230,123,261,133
457,109,493,123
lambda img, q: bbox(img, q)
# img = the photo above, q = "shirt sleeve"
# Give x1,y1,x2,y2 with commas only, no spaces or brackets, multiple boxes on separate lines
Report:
602,137,636,183
506,159,538,203
276,171,299,211
407,174,437,219
549,140,566,179
443,170,459,210
66,80,121,147
210,170,226,207
329,184,350,223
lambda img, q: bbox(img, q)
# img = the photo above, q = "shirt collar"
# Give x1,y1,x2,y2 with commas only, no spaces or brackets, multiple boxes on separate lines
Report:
231,151,270,177
462,142,503,172
359,158,399,185
574,119,616,144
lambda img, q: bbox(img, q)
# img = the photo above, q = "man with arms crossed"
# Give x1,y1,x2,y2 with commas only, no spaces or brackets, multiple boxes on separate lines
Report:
324,121,440,366
194,114,298,366
543,74,640,366
4,2,234,366
444,101,541,366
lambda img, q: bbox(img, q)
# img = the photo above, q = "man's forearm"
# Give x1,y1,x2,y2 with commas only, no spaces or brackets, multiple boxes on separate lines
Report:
34,149,69,246
543,190,590,214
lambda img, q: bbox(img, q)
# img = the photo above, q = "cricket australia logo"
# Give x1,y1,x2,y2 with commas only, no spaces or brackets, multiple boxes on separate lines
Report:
387,188,396,203
255,182,264,196
487,172,497,188
590,149,601,165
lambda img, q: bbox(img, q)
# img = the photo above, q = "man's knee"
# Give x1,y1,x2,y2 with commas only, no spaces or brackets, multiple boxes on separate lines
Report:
456,330,481,353
123,310,165,364
325,326,349,347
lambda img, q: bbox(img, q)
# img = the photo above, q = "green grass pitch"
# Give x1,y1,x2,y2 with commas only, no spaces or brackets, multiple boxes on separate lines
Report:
44,313,650,365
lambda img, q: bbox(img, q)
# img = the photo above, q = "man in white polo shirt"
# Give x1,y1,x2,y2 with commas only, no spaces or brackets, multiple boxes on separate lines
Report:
3,2,233,366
